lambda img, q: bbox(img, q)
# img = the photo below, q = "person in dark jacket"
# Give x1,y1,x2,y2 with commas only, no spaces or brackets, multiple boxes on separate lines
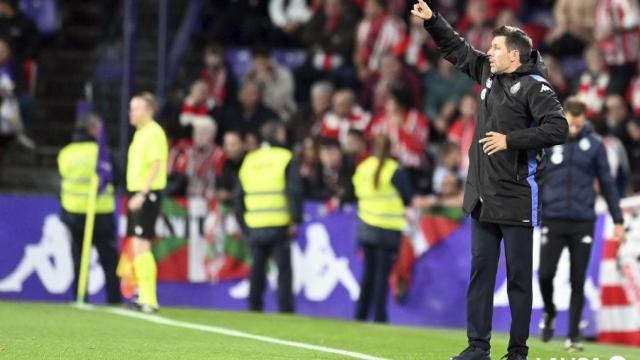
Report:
538,97,624,351
353,135,413,323
234,121,302,313
412,1,569,359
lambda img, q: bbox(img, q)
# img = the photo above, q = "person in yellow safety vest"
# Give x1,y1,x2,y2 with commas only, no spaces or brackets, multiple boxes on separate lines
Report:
353,135,414,323
58,113,122,304
235,121,302,313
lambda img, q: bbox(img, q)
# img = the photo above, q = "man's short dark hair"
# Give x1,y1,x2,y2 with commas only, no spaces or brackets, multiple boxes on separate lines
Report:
563,96,587,117
492,25,533,63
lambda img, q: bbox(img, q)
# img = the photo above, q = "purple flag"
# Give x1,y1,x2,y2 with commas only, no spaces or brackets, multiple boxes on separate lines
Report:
96,121,112,193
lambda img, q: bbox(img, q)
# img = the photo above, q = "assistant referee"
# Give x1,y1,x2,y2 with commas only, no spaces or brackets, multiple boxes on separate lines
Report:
126,92,168,313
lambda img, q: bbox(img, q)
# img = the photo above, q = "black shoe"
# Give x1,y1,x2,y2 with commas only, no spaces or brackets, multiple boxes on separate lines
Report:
450,346,491,360
500,352,527,360
539,312,555,342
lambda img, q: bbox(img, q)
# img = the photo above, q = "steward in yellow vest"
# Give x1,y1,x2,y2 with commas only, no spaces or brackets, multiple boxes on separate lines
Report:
352,135,413,323
236,121,302,313
57,113,121,304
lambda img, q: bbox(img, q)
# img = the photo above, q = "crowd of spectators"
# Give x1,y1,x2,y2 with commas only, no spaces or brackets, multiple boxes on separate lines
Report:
163,0,640,210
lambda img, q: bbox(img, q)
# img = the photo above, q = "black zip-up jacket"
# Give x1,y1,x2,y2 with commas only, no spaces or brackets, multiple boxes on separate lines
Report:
542,125,623,224
424,13,569,226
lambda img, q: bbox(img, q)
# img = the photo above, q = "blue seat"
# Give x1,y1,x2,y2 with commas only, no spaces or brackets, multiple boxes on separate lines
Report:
19,0,60,35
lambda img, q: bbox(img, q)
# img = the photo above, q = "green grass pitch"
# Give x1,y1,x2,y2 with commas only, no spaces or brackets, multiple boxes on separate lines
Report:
0,301,638,359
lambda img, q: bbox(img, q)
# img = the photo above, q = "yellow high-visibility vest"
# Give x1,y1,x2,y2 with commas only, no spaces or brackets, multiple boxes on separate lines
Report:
58,142,115,214
238,146,292,228
353,156,406,231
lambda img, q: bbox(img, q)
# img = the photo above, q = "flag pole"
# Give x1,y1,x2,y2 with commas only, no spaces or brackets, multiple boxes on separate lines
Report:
76,173,99,304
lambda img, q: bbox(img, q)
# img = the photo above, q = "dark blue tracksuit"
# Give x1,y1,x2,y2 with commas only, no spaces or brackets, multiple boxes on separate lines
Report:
540,125,623,340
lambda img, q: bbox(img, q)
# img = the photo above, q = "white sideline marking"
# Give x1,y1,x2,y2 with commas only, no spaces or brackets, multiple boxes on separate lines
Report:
96,307,389,360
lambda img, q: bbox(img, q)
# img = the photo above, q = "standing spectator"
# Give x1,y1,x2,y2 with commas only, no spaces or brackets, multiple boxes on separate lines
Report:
268,0,313,46
236,121,302,313
171,79,215,141
544,0,595,59
370,88,429,192
592,115,630,197
198,44,237,110
594,0,640,95
289,81,334,145
576,46,609,117
320,88,372,145
353,135,413,323
217,131,245,204
623,118,640,191
360,52,422,114
244,46,296,121
456,0,493,54
628,60,640,117
354,0,405,79
344,128,370,165
604,94,632,139
447,93,477,177
423,58,474,141
221,80,279,138
0,0,39,62
297,0,359,102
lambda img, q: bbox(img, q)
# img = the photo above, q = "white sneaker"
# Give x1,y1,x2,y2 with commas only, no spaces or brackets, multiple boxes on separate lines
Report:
564,339,584,352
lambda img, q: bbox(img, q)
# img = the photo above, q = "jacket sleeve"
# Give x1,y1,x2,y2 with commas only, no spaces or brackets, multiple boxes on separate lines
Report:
423,13,488,84
506,81,569,150
286,159,304,224
391,167,414,206
594,141,624,224
232,181,249,235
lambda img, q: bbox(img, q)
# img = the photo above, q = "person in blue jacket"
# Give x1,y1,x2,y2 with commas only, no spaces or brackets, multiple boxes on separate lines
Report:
539,96,625,352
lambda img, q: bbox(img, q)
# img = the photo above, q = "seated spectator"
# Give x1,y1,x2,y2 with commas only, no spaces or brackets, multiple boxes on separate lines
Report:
174,79,216,141
344,128,369,165
320,88,372,145
0,0,39,62
296,0,359,102
456,0,492,54
360,52,422,114
354,0,405,80
289,81,334,146
592,115,630,196
594,0,640,96
431,141,462,194
0,37,32,150
447,93,477,177
544,0,594,59
423,58,474,141
244,46,296,121
268,0,313,46
216,131,246,204
624,118,640,192
220,80,279,138
576,46,609,117
198,44,237,110
370,88,429,192
166,119,224,199
302,137,356,205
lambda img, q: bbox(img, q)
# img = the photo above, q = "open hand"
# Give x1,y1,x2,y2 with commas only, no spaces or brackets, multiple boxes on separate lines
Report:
479,132,508,155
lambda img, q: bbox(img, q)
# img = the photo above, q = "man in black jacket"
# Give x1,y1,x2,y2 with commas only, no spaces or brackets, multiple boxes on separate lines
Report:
412,1,569,359
538,97,624,352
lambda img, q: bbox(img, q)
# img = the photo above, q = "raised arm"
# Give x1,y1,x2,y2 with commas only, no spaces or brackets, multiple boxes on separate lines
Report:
411,0,488,83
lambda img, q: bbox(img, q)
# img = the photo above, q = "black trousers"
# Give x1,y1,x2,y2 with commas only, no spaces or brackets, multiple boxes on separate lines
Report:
468,215,533,356
248,238,294,313
538,219,594,340
61,211,122,304
355,242,399,323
